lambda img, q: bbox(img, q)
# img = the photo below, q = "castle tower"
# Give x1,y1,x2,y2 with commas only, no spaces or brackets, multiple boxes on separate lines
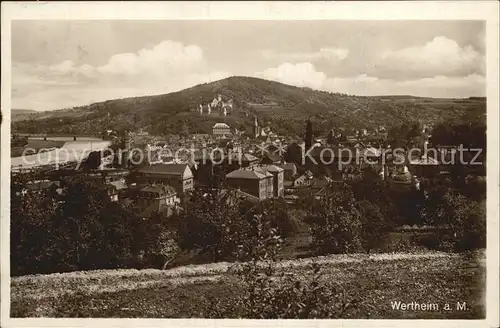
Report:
218,94,222,102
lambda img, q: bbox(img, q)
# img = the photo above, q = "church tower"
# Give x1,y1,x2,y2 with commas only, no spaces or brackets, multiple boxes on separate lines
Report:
305,118,313,151
252,116,260,138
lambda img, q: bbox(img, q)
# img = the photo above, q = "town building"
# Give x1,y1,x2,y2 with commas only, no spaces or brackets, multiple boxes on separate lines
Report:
108,178,128,200
260,152,282,165
136,164,194,195
215,152,260,175
212,123,232,136
254,165,284,197
278,162,298,181
136,185,178,218
226,167,273,200
291,170,313,188
408,155,440,178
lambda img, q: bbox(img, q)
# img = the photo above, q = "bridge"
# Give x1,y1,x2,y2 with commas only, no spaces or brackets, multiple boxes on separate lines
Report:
16,133,104,141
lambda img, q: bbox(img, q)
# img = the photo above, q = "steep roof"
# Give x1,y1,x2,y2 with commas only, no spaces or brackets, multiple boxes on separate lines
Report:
138,164,192,178
213,123,230,129
262,152,282,162
109,180,127,190
226,169,271,180
232,152,259,162
256,164,284,173
410,156,439,165
220,152,260,163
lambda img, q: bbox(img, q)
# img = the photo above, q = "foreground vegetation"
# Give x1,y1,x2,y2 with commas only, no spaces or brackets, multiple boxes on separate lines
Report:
11,251,485,318
10,118,487,318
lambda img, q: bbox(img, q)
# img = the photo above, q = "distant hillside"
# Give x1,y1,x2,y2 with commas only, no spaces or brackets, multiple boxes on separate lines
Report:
12,109,36,114
12,109,37,122
11,76,486,136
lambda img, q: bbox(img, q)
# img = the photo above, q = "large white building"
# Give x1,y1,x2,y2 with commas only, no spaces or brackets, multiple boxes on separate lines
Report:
212,123,232,136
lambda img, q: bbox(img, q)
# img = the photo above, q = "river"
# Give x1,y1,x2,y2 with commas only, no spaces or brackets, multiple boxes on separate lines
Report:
11,137,112,170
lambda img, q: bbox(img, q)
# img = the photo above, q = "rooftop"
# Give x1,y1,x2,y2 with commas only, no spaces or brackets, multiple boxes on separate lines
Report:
138,164,191,177
213,123,230,129
262,152,282,162
227,168,272,180
410,156,439,165
255,164,284,174
109,180,127,190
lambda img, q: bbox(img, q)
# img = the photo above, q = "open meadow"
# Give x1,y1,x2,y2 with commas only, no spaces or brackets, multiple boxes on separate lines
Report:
11,251,485,319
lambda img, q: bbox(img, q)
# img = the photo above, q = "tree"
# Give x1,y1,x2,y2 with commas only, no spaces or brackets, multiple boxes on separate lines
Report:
431,120,486,150
436,190,486,251
135,211,180,269
53,179,112,270
305,119,313,151
327,130,335,145
356,200,388,253
84,151,102,170
175,189,252,261
351,173,399,226
11,176,146,275
258,199,301,238
11,135,28,148
307,184,363,254
10,185,59,275
284,142,304,167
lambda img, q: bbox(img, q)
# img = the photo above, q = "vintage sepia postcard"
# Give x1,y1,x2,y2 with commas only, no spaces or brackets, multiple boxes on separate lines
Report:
1,1,499,328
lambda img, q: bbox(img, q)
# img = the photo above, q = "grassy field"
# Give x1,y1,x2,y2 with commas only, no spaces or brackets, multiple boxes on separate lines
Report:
11,251,485,318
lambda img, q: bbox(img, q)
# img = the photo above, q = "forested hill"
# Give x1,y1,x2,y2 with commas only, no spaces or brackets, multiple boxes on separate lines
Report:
12,76,486,136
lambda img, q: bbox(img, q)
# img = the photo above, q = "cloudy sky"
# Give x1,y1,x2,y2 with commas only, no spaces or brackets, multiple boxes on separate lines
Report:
12,20,485,111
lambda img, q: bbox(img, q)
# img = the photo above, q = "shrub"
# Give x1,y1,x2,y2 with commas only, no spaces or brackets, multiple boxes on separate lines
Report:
11,177,146,275
431,190,486,251
307,185,363,254
207,248,355,318
259,199,303,238
175,189,283,262
356,200,390,253
135,212,181,269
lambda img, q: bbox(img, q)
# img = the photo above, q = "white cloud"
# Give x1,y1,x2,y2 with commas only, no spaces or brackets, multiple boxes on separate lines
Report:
12,40,229,110
324,73,485,98
49,60,75,73
256,62,485,98
261,47,349,62
12,35,486,111
95,41,204,77
378,36,484,78
257,62,327,89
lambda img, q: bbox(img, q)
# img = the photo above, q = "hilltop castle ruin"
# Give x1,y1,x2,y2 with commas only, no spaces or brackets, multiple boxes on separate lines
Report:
197,94,233,116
